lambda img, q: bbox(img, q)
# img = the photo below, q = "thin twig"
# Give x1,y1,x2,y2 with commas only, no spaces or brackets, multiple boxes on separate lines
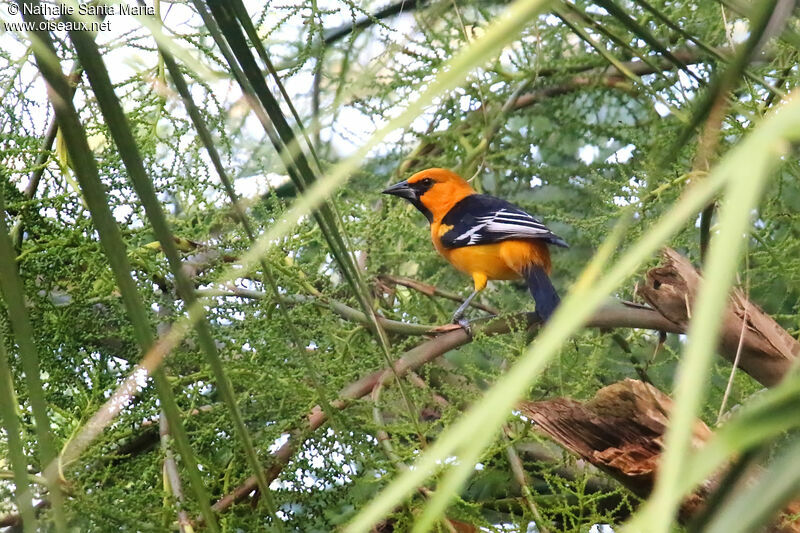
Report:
378,274,500,315
503,427,552,533
196,288,438,335
696,91,728,263
322,0,426,45
205,303,681,518
160,413,194,533
716,300,749,423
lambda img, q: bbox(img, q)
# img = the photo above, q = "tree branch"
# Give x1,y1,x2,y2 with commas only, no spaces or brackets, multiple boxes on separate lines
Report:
400,48,721,173
511,49,721,112
160,413,192,533
323,0,427,45
196,288,439,335
377,274,500,315
206,301,679,517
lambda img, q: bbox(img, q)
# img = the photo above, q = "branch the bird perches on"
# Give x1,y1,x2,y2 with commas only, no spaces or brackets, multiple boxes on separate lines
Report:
207,248,800,520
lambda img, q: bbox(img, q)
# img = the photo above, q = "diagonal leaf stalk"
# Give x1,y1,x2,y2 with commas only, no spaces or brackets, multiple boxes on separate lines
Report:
703,433,800,533
662,0,781,165
717,0,800,51
655,367,800,532
159,413,194,533
223,0,431,437
200,0,365,297
202,0,384,343
156,44,343,435
198,1,359,295
0,186,37,533
19,2,219,530
624,111,789,533
193,0,368,343
226,0,370,281
0,174,67,533
0,338,36,533
50,0,558,482
227,0,381,326
227,0,323,173
632,0,784,98
344,90,800,533
181,0,381,429
64,19,284,529
589,0,704,83
200,0,427,438
563,1,693,91
555,5,689,122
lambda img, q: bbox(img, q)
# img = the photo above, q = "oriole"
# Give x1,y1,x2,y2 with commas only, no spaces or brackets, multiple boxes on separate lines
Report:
382,168,567,324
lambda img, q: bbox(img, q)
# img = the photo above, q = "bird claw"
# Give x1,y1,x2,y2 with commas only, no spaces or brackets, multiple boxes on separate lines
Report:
455,317,472,337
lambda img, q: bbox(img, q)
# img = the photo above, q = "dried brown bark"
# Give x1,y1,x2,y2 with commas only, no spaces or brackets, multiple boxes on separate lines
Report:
519,379,714,520
517,249,800,529
639,248,800,387
519,380,800,532
206,249,800,524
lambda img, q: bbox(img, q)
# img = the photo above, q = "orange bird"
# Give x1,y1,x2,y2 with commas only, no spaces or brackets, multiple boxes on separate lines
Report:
382,168,567,325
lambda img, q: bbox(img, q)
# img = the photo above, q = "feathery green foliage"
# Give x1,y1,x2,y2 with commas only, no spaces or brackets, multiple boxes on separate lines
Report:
2,0,800,531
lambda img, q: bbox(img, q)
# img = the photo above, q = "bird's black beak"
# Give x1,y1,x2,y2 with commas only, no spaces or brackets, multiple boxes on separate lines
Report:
382,180,417,200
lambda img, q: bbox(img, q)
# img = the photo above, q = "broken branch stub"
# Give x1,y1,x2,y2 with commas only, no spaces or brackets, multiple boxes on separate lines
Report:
519,379,800,531
639,248,800,387
518,379,715,520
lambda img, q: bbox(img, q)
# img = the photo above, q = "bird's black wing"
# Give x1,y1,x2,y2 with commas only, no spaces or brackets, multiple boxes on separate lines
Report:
439,194,568,249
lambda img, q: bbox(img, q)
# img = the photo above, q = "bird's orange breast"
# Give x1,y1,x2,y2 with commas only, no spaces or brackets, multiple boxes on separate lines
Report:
430,222,551,281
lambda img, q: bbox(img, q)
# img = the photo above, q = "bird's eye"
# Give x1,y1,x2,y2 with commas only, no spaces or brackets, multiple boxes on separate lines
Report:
420,178,434,187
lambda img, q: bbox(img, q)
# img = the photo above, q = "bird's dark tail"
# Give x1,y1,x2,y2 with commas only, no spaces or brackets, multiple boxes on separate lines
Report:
524,265,560,321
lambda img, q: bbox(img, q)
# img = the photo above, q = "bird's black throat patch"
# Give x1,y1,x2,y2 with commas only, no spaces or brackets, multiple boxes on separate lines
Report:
407,180,434,222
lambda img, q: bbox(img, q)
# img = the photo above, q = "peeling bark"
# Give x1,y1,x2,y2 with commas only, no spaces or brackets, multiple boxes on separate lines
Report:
519,379,714,520
639,248,800,387
519,379,800,531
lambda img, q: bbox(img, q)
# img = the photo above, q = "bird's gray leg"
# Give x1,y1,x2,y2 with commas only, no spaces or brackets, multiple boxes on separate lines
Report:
451,289,479,324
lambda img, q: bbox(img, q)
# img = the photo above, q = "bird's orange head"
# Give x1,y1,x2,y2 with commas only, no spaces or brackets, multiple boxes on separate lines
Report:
382,168,475,222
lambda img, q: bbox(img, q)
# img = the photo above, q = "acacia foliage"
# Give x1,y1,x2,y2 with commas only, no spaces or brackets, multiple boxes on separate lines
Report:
1,0,800,531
